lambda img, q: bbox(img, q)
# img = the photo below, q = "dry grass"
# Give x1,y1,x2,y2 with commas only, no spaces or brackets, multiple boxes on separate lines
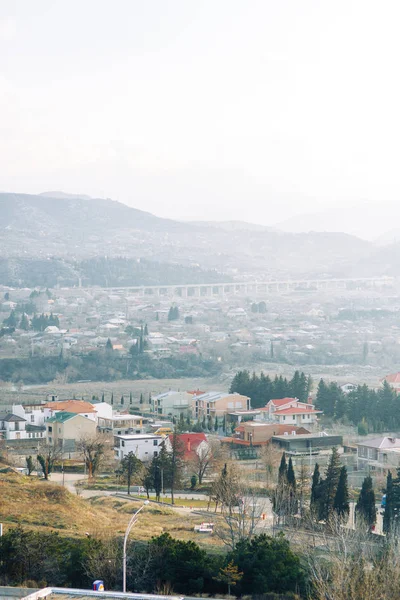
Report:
0,472,224,549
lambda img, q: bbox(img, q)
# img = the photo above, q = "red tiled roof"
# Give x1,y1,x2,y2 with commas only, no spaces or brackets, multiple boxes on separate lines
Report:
43,400,97,414
269,398,297,406
383,373,400,383
187,390,206,396
274,407,322,415
168,433,207,459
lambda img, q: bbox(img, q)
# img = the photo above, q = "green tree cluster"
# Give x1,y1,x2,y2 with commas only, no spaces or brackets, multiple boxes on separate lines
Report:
229,369,312,407
316,378,400,431
310,448,349,525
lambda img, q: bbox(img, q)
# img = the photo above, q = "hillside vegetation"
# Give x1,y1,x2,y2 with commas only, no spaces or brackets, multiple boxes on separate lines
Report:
0,472,212,544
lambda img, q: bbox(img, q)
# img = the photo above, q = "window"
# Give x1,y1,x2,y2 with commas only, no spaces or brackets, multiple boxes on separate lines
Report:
30,415,35,422
121,441,125,447
153,440,158,446
283,416,286,421
154,451,158,457
49,437,52,443
59,428,61,433
48,426,53,432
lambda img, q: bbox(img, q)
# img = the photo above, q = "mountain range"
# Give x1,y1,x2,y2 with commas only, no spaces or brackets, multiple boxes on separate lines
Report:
0,191,397,285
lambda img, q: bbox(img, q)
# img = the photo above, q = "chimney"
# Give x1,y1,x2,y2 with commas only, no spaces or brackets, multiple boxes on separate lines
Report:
307,396,313,405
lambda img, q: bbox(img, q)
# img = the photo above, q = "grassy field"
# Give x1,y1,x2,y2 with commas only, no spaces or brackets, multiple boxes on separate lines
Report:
0,472,224,549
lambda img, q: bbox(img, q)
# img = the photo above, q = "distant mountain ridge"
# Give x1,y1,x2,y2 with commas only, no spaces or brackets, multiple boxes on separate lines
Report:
0,191,394,282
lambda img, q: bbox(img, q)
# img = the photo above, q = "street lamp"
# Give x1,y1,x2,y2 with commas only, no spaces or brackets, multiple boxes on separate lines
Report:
122,500,149,592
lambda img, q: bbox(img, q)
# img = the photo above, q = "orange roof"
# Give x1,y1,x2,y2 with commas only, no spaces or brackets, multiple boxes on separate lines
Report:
274,407,322,415
383,373,400,383
43,400,96,414
270,397,297,406
187,389,206,396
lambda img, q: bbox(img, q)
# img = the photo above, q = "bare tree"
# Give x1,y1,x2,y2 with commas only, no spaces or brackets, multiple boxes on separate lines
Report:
211,463,267,550
260,443,282,488
77,433,112,479
190,439,223,485
305,513,397,600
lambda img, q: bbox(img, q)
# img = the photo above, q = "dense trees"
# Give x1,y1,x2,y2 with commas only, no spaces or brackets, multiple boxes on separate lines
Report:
229,369,312,407
309,448,349,525
315,378,400,431
0,350,221,385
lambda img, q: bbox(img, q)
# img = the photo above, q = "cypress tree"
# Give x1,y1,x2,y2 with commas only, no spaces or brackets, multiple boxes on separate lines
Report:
101,392,105,403
121,395,124,405
355,475,376,529
111,393,114,406
320,447,341,522
144,323,149,336
278,453,288,483
383,471,393,534
287,457,296,490
311,463,321,509
19,313,29,330
130,392,133,405
140,392,143,404
333,466,350,523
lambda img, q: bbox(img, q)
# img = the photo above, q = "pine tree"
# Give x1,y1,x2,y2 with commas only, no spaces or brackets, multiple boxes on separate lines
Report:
278,453,287,482
355,475,376,529
106,338,113,352
333,466,350,523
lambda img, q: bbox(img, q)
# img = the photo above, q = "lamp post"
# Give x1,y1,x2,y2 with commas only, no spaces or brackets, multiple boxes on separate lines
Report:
122,500,149,592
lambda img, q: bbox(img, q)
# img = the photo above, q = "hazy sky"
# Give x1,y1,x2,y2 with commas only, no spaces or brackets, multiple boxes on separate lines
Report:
1,0,400,234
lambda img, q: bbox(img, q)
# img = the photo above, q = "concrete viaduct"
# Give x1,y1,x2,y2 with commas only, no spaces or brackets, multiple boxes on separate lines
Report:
100,276,394,298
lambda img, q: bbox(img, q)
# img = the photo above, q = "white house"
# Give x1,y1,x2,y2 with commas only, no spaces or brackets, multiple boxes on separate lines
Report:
114,433,163,461
258,397,322,427
13,402,46,427
0,413,28,440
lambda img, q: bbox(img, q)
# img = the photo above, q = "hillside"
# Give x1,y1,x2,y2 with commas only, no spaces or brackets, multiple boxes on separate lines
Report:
0,191,382,280
0,256,227,288
0,472,217,546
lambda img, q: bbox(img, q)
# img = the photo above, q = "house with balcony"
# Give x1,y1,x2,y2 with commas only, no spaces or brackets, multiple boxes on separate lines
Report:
0,413,28,440
152,391,192,418
258,397,322,428
193,391,251,420
97,412,147,435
